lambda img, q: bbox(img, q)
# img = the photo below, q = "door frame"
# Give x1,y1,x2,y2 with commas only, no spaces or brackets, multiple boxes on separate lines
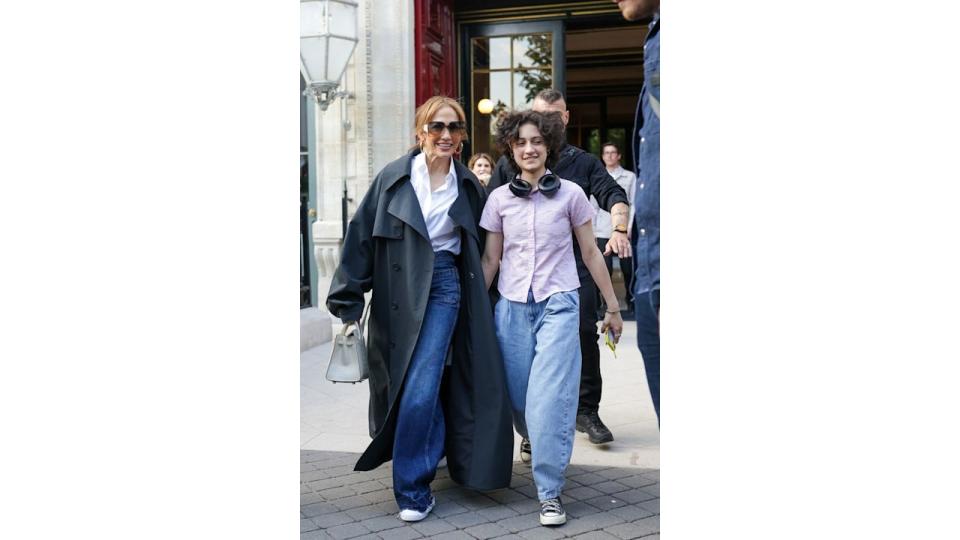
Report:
459,19,565,159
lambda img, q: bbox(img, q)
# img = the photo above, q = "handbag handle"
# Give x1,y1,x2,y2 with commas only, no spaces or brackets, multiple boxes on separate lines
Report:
342,301,372,336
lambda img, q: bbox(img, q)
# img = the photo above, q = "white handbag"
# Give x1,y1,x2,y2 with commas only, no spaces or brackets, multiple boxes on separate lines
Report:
325,302,372,384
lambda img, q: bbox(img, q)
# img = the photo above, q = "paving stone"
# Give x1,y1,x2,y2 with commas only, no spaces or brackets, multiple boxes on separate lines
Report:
359,515,404,533
607,504,655,522
320,486,358,500
596,468,632,481
302,518,320,533
303,484,313,494
516,526,566,540
432,477,461,491
411,517,457,536
302,502,342,518
458,493,499,510
310,477,356,492
570,531,620,539
432,501,470,518
494,513,542,533
372,501,399,515
376,526,423,540
349,535,380,540
592,481,632,495
428,531,475,540
361,489,396,505
303,469,334,483
564,486,603,501
326,521,371,540
630,516,660,536
638,498,659,515
302,492,327,506
463,522,512,539
444,510,491,528
505,498,541,516
300,529,333,540
513,484,539,499
349,480,386,495
435,488,472,502
490,535,525,540
345,505,390,520
485,488,531,505
474,504,520,522
559,512,626,537
611,489,657,505
309,511,355,529
584,494,630,510
563,500,602,519
333,495,376,511
618,475,657,489
567,472,607,486
605,520,660,540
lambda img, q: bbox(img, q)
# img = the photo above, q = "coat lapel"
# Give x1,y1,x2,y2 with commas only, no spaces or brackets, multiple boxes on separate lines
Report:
387,178,431,242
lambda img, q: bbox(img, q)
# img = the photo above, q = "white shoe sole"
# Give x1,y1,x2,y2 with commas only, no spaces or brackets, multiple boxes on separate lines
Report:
540,512,566,526
398,499,435,522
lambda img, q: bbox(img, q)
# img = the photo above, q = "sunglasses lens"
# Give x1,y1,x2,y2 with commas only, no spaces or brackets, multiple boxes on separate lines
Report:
427,122,465,134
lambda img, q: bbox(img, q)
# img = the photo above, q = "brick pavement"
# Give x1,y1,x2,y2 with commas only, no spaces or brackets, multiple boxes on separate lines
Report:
301,450,659,539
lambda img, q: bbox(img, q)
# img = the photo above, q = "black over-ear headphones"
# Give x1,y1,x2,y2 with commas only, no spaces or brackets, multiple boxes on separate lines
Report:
509,173,561,198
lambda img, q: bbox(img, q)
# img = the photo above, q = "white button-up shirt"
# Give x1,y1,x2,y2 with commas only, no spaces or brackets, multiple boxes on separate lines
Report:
410,153,461,254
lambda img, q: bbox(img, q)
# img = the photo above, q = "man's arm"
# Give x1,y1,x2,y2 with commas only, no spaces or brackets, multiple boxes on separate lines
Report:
583,154,632,257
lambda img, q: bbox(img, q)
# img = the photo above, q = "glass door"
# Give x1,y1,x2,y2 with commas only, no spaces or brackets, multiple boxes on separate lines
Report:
461,21,564,160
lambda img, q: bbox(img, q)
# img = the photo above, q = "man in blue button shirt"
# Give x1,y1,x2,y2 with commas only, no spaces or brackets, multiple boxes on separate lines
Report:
616,0,659,423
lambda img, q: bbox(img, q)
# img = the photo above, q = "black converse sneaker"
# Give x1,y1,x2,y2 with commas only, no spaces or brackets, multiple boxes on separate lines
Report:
520,438,532,463
539,497,566,526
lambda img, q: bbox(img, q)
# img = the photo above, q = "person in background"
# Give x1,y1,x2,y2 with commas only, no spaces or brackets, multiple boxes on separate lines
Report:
327,96,513,522
590,142,637,313
480,110,623,527
614,0,660,423
486,89,631,449
468,152,494,188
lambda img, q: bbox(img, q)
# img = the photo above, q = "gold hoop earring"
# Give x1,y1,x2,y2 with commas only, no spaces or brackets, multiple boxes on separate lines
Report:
456,142,464,153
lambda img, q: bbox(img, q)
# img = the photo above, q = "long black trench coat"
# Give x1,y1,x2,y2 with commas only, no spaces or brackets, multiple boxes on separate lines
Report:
326,149,514,491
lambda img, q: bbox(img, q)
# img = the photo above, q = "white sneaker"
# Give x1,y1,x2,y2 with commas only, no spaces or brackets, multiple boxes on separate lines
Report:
398,497,435,522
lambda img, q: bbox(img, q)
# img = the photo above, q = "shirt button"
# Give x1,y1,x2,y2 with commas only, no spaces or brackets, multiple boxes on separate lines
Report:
640,183,645,190
640,228,646,236
392,263,401,271
391,302,399,310
640,137,646,143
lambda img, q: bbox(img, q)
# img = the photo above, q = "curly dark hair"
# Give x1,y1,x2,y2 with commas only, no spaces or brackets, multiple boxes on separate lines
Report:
495,110,566,174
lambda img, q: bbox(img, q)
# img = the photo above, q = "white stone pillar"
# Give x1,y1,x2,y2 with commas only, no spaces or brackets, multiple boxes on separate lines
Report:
312,0,415,328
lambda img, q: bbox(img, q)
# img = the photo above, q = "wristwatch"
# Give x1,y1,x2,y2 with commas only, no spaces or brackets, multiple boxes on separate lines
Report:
612,224,628,234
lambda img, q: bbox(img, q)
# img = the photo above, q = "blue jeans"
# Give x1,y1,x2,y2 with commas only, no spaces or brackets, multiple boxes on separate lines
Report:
392,251,460,511
495,290,581,501
635,288,660,423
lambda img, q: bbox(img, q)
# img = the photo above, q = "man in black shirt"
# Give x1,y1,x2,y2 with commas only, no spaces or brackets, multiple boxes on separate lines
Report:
486,89,632,447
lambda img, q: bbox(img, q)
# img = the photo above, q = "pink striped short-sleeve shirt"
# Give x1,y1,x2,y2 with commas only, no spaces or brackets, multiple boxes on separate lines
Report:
480,178,596,303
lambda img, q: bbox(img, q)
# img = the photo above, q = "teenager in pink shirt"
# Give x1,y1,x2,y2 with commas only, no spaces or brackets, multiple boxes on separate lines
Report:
479,110,624,527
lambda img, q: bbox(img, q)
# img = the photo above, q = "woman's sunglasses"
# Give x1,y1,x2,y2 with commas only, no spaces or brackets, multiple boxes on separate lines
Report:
424,121,466,135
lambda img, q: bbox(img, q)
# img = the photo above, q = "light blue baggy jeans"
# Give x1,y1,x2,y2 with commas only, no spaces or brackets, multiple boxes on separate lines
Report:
494,289,582,501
